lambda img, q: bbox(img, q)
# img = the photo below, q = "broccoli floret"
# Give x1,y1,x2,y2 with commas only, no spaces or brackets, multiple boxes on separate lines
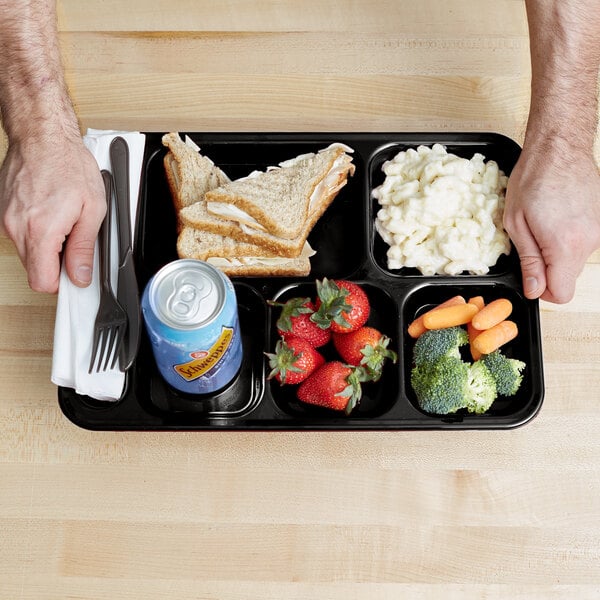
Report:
465,360,497,414
411,355,470,415
412,326,469,367
481,350,526,396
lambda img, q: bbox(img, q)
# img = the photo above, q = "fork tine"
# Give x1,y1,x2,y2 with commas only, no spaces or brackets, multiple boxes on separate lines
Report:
104,329,116,371
89,328,101,374
109,325,126,371
97,328,110,372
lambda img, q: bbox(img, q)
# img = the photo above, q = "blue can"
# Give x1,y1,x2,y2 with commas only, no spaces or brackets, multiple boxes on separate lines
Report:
141,259,243,394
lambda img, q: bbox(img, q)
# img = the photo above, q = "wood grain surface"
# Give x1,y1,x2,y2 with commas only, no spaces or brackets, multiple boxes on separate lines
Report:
1,1,600,598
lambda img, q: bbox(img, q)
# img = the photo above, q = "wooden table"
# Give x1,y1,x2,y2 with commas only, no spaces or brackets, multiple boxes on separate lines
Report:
2,2,600,597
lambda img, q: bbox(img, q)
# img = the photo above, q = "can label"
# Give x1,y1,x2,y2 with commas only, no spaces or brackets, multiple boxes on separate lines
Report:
142,259,243,394
174,326,234,381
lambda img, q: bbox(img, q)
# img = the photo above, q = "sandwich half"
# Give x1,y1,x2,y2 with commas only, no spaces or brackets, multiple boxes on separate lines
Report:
179,143,355,256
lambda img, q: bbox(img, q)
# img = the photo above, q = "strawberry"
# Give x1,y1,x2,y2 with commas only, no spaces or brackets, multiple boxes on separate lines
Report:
269,297,331,347
296,361,362,415
311,278,370,333
332,326,397,382
266,336,325,385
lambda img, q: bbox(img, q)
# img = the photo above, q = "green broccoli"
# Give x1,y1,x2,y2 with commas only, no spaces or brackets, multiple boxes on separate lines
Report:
412,326,469,367
409,328,524,416
481,350,526,396
464,360,497,414
411,355,470,415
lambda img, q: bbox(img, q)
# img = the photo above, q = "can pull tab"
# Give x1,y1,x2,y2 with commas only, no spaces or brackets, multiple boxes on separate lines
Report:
167,273,213,322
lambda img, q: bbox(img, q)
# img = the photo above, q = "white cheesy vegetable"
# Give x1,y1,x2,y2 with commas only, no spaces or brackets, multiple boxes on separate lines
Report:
372,144,511,275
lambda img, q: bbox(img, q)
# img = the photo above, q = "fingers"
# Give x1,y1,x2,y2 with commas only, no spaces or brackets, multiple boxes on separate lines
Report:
61,155,107,289
63,198,106,289
540,235,585,304
541,268,578,304
508,216,583,304
505,218,548,301
26,247,61,294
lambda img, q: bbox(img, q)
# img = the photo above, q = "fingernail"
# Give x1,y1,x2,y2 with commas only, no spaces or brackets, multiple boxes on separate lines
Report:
75,265,92,285
525,276,538,295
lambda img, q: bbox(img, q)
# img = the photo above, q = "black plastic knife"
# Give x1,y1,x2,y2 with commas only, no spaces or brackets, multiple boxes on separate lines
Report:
109,136,141,371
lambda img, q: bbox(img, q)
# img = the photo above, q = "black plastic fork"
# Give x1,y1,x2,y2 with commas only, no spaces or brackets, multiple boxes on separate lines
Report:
88,170,128,373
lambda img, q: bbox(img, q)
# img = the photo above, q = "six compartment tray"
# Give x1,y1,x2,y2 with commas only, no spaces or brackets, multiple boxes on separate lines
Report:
58,132,544,430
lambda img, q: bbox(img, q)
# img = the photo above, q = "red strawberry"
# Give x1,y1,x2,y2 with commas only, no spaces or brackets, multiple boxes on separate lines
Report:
296,361,362,415
311,278,370,333
269,297,331,347
332,326,397,382
266,336,325,385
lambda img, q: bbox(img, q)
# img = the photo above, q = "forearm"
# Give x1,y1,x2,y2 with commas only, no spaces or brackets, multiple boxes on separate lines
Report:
0,0,79,144
524,0,600,155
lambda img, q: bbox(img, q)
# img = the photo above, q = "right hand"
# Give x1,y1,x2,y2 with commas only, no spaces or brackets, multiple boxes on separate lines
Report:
0,134,106,293
503,144,600,304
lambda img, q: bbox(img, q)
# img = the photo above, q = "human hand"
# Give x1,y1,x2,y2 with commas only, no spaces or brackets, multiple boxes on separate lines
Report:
503,145,600,304
0,134,106,293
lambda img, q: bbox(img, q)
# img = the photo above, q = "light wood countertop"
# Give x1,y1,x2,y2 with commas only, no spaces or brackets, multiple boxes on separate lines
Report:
2,2,600,598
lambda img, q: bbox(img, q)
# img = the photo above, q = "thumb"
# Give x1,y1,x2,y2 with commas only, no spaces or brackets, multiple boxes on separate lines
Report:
509,225,547,300
64,208,104,288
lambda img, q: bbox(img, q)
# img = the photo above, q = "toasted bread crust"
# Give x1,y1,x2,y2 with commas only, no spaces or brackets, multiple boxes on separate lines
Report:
162,132,230,211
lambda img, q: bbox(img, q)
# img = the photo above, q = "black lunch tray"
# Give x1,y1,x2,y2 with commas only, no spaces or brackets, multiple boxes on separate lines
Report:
58,132,544,430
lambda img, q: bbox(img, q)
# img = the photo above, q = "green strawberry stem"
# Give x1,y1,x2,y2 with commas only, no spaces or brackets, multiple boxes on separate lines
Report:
311,278,352,330
268,297,313,332
265,339,303,382
358,335,398,382
340,367,363,415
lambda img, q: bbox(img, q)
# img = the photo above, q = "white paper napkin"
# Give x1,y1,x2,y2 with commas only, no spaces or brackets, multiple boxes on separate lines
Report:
51,129,146,401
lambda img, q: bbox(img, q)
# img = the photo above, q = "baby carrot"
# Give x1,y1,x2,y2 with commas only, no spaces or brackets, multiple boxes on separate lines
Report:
468,296,485,311
467,296,485,360
407,295,466,338
468,324,482,361
472,320,518,355
471,298,513,331
423,302,479,330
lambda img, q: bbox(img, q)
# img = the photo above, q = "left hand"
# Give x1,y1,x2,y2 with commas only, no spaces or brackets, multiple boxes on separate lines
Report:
0,134,106,293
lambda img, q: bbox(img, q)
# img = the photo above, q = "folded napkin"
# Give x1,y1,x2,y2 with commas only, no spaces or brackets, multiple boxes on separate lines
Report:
51,129,146,401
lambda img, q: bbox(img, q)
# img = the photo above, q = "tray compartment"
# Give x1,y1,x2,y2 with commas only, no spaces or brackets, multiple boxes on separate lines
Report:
401,281,544,423
367,140,521,279
267,280,401,419
138,140,367,286
138,283,267,419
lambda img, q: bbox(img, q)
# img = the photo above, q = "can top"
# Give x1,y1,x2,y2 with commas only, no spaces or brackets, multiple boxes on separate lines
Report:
149,259,225,329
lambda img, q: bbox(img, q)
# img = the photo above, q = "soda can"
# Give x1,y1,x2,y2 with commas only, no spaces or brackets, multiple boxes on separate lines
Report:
141,259,243,394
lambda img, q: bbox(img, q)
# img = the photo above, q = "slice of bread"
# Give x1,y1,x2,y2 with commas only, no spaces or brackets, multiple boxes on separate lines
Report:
204,145,355,240
162,132,230,218
177,227,311,277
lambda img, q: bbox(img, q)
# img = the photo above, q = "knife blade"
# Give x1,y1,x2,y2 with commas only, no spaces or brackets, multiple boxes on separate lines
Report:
109,136,141,371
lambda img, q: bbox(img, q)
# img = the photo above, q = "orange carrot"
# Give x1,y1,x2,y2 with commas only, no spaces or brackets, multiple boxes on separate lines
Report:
468,323,482,361
407,295,466,338
423,302,479,330
467,296,485,360
472,320,518,355
468,296,485,311
471,298,513,331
